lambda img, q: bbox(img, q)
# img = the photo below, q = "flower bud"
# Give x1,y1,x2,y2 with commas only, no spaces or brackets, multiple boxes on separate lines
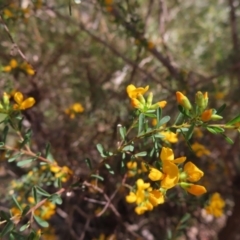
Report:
137,93,146,105
150,101,167,109
211,114,223,121
203,92,208,108
195,91,208,111
3,92,10,106
176,91,192,110
201,109,212,122
147,92,153,107
179,182,207,196
131,98,144,109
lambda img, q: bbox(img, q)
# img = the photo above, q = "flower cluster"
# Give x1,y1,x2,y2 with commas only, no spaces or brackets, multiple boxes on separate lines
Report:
148,147,206,196
0,91,35,111
65,103,84,119
205,192,225,217
126,179,164,214
126,84,167,112
2,59,35,75
191,142,210,157
126,147,206,214
176,91,222,122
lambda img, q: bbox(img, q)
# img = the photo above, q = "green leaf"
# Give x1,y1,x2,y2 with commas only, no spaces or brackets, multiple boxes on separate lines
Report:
91,174,104,181
119,125,126,140
158,116,170,126
19,223,29,232
122,145,134,152
135,151,147,157
49,194,62,205
220,133,234,144
207,126,224,134
18,117,24,131
96,143,104,154
180,213,191,224
12,195,22,212
178,105,191,117
32,187,38,204
206,127,217,134
144,113,156,118
35,186,51,197
156,107,162,128
0,142,5,147
216,103,226,114
45,142,51,159
0,221,14,237
226,113,240,126
16,159,34,167
85,158,92,170
138,113,144,135
9,232,25,240
20,129,32,148
33,215,49,228
186,123,195,140
2,125,9,143
8,153,21,163
22,205,30,217
104,163,114,174
174,112,185,125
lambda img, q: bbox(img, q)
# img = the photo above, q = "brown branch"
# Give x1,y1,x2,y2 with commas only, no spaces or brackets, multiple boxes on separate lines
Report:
228,0,239,52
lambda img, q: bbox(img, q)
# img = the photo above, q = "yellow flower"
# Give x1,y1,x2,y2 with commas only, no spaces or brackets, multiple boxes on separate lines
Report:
72,103,84,113
126,192,137,203
126,84,149,99
149,190,164,206
152,118,157,126
147,41,155,50
161,160,179,189
13,92,35,110
205,193,225,217
40,201,56,220
148,168,163,181
126,161,137,177
10,59,18,68
65,103,84,118
183,162,204,182
161,131,178,143
160,147,186,163
20,62,35,75
3,9,14,18
191,142,210,157
215,92,225,100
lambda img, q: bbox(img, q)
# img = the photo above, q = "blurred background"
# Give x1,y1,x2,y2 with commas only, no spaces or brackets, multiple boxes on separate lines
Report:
0,0,240,239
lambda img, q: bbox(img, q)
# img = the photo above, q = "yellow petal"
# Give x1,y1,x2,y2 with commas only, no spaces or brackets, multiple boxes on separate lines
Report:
187,184,207,196
126,192,137,203
148,168,163,181
173,157,186,164
14,92,23,105
184,161,204,182
157,101,167,108
10,59,18,68
160,147,174,161
130,98,142,108
20,97,35,110
135,205,148,215
126,84,149,98
161,160,179,189
3,66,12,72
136,179,150,190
